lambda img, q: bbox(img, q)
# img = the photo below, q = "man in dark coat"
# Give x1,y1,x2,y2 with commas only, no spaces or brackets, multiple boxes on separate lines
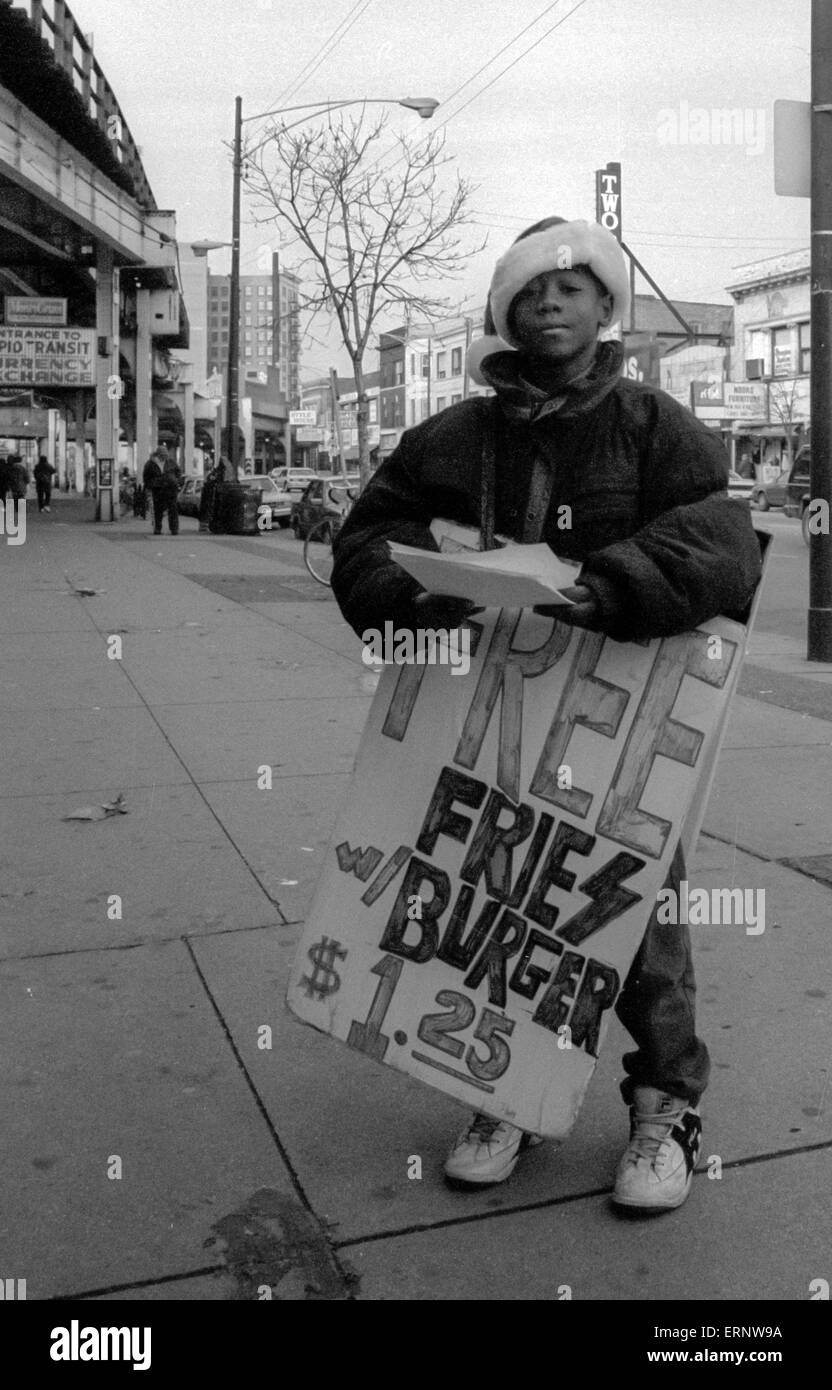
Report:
0,455,13,505
331,215,762,1211
34,455,56,512
199,456,226,533
143,450,179,535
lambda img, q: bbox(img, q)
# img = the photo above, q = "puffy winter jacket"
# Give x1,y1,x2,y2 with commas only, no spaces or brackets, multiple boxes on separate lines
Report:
331,366,762,644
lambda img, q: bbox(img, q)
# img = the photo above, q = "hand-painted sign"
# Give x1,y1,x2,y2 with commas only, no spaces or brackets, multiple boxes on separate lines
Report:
288,610,746,1137
0,327,95,387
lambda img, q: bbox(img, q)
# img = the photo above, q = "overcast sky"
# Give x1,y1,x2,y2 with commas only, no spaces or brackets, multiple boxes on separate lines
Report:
64,0,809,377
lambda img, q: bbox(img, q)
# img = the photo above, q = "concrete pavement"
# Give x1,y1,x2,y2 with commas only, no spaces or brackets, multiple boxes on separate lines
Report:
1,495,830,1301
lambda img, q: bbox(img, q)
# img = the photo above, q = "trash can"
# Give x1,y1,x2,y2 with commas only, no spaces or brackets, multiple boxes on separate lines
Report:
210,482,267,534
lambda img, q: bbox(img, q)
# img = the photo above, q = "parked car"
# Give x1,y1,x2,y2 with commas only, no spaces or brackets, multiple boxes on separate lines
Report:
240,474,293,526
176,477,204,517
784,445,811,519
270,467,318,498
727,469,754,502
290,474,360,539
750,467,791,510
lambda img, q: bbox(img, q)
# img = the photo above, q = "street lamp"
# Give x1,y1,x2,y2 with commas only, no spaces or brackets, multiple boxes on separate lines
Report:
226,94,439,476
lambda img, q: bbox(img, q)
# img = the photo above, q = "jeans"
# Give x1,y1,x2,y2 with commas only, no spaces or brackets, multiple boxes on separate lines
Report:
615,841,710,1107
152,489,179,534
36,479,52,510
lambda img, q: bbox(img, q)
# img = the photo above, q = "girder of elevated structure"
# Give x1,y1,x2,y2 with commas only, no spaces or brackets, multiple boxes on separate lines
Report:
0,83,175,273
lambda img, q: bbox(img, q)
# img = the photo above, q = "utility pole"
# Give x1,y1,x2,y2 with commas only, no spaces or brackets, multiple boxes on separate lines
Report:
227,95,242,480
330,368,346,478
809,0,832,660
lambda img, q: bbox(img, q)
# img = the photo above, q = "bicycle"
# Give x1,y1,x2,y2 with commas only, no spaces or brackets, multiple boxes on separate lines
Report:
303,486,357,586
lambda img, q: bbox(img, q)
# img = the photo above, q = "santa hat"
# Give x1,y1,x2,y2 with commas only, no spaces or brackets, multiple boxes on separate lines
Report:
467,218,630,385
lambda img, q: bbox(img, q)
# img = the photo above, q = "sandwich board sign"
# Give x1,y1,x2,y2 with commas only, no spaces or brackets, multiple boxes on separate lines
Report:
288,607,749,1138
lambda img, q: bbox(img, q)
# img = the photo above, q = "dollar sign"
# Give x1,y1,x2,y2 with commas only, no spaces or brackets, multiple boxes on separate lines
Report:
301,936,347,1000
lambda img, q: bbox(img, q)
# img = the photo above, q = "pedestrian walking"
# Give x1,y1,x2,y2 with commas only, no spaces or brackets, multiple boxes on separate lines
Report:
8,454,29,502
0,454,12,505
198,456,227,532
160,456,182,535
331,215,762,1212
34,455,56,512
143,449,178,535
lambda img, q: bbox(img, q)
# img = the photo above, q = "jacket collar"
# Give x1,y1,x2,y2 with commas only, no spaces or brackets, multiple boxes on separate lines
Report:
480,339,624,422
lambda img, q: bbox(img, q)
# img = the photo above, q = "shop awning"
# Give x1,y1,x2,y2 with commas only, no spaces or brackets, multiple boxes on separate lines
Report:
733,423,795,437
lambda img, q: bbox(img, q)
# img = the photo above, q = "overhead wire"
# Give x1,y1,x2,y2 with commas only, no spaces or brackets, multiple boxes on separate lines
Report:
440,0,566,110
436,0,590,134
255,0,374,124
369,0,590,183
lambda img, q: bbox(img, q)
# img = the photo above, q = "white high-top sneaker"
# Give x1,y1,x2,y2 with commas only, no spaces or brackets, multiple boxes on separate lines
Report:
613,1087,701,1210
444,1112,542,1186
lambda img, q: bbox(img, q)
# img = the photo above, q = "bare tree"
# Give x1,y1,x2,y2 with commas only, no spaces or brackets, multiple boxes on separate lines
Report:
244,112,483,489
768,378,805,469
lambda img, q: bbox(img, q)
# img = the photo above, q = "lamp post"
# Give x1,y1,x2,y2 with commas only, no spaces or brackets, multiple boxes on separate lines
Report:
225,94,439,478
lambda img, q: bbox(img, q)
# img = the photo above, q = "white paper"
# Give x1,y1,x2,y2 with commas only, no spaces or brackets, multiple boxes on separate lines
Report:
387,539,580,607
429,518,510,553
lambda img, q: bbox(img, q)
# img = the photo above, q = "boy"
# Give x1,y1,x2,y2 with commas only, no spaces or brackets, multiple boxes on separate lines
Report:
331,217,761,1210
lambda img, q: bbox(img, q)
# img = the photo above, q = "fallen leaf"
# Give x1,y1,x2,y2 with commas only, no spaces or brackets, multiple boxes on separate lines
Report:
64,793,128,822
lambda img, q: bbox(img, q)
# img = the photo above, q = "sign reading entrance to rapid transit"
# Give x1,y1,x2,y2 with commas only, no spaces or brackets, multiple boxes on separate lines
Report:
0,327,96,387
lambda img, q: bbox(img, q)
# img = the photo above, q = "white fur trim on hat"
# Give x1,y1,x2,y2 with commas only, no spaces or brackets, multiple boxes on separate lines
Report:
466,333,515,386
466,219,630,383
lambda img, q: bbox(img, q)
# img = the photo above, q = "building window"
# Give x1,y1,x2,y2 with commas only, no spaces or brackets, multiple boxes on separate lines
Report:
771,326,793,377
451,393,462,405
410,399,417,425
800,321,811,374
410,353,417,379
420,399,429,421
436,395,446,412
393,359,404,386
451,347,462,375
369,399,378,424
421,355,429,378
436,352,447,379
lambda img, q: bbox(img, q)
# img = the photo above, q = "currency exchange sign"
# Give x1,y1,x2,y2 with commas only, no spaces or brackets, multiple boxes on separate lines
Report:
0,327,95,387
287,610,744,1138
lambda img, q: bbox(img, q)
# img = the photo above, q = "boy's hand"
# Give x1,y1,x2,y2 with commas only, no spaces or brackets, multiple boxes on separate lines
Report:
533,584,600,629
411,592,481,629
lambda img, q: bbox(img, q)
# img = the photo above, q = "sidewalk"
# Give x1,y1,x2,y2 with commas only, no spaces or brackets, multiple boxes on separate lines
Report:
1,505,830,1301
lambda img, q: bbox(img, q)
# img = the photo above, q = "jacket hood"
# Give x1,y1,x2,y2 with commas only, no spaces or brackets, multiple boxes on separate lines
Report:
479,338,625,421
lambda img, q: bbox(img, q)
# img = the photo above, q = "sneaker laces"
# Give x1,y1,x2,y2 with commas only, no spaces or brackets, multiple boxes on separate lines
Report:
626,1102,687,1165
466,1112,503,1142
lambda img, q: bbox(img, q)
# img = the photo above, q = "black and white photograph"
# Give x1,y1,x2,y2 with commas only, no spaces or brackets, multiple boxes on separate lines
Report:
0,0,828,1354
